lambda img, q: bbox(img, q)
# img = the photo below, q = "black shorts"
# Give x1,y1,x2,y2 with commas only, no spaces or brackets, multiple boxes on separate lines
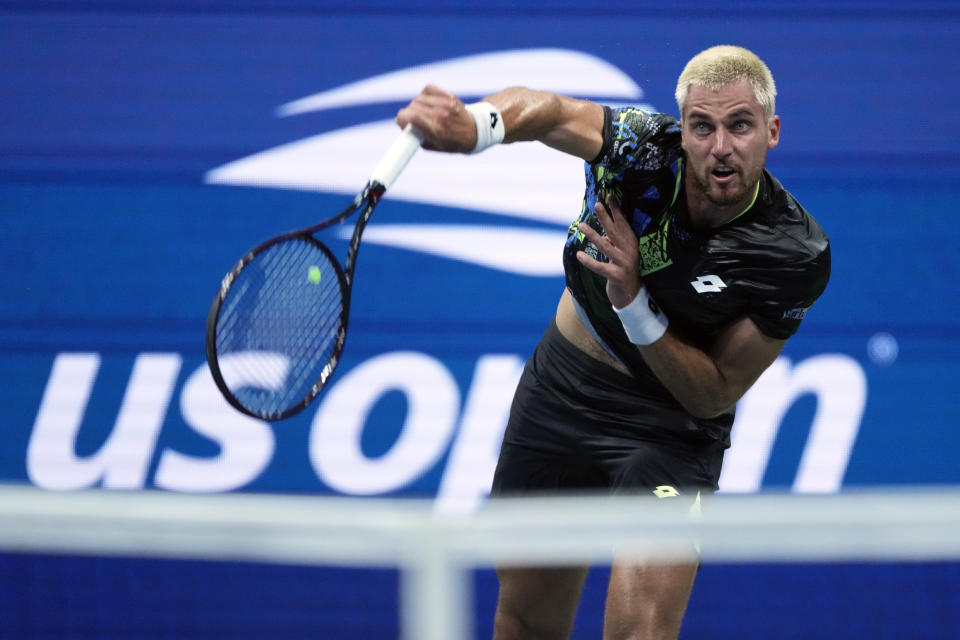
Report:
491,319,727,506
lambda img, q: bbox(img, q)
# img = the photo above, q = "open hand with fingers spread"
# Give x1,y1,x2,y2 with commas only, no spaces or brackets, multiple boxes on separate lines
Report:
575,198,642,309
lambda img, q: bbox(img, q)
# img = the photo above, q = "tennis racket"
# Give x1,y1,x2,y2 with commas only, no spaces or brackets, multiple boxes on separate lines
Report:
205,124,422,421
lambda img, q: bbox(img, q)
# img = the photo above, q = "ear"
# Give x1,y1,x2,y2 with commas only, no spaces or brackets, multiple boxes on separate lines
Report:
678,118,688,153
767,115,781,150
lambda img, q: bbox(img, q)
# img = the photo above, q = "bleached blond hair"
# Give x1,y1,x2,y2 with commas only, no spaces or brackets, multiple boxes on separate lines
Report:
675,45,777,119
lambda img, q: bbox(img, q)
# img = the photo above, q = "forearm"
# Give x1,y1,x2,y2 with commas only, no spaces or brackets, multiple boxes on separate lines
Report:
635,310,785,418
487,87,604,160
397,84,603,160
636,332,737,419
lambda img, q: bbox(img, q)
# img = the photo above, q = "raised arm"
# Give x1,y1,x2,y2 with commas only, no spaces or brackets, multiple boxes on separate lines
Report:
396,84,605,161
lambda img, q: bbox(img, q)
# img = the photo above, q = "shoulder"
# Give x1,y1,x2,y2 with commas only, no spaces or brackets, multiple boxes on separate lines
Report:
732,172,830,269
721,173,831,338
607,106,679,137
767,173,829,254
590,106,681,167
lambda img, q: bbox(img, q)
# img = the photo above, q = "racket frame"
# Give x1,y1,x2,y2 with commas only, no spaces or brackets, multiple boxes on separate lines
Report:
205,182,388,420
205,125,420,421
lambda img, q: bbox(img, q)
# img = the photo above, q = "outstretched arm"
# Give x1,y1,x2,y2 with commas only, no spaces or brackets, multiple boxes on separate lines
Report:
396,84,605,161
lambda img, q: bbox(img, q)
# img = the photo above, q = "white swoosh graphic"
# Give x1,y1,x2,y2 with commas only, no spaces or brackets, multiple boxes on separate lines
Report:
342,224,567,277
206,119,584,225
206,48,652,275
276,48,644,116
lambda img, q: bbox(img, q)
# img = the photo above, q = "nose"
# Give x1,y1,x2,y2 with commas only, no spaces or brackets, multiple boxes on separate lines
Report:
711,127,732,158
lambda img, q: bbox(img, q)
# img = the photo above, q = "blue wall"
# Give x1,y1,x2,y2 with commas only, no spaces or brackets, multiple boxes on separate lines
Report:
2,1,959,637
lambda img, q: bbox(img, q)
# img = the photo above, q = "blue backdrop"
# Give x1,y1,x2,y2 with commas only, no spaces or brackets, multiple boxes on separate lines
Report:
1,1,959,638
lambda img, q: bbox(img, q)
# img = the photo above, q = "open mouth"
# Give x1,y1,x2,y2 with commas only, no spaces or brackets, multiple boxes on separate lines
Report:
712,166,737,181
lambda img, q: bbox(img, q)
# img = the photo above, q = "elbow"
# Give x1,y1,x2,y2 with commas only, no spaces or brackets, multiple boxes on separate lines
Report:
683,404,728,421
677,392,738,420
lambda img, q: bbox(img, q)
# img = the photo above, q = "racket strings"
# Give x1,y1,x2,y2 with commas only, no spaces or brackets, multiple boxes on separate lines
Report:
215,237,346,418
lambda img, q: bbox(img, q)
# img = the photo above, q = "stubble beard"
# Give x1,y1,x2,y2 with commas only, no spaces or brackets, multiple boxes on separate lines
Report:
690,156,765,211
689,166,749,208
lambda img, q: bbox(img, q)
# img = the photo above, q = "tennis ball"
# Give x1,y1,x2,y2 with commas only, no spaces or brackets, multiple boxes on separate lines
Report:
307,265,322,284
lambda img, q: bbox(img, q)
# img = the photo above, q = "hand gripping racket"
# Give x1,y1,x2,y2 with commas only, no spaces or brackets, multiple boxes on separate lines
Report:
205,124,422,421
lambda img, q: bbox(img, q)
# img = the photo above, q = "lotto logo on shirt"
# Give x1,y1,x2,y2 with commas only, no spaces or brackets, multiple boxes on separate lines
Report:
690,275,727,294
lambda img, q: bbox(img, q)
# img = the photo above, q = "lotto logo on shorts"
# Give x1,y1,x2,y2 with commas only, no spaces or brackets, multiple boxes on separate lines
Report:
653,485,680,499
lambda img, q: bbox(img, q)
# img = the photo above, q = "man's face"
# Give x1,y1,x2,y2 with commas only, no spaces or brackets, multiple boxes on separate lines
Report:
680,78,780,213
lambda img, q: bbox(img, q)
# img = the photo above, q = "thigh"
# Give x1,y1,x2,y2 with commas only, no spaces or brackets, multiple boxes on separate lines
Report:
607,437,725,502
491,439,606,496
493,565,590,640
601,441,714,639
603,557,699,640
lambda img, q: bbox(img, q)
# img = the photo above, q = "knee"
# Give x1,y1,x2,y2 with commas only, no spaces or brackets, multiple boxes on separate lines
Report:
602,562,697,640
493,606,572,640
492,566,586,640
603,609,683,640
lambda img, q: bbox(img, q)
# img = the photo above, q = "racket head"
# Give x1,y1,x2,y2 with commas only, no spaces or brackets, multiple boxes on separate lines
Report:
206,234,349,421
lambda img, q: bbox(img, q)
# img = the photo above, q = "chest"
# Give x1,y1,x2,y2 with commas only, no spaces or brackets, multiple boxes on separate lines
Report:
639,220,754,340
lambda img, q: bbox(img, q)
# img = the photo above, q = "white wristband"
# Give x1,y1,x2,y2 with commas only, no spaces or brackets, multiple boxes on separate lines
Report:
466,101,505,153
613,287,669,345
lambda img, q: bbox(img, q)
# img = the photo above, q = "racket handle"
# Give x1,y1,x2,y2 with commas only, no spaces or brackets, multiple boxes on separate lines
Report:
369,124,423,190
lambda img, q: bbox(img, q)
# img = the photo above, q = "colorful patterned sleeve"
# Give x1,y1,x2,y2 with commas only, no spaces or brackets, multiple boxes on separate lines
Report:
565,106,682,266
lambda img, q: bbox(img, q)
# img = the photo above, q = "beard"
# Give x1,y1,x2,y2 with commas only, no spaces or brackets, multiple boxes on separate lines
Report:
688,160,763,209
702,174,749,206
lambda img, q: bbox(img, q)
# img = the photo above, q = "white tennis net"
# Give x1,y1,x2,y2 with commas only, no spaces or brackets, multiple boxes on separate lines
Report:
1,484,959,639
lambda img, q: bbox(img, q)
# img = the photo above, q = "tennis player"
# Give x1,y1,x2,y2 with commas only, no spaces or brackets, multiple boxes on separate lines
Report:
397,45,830,640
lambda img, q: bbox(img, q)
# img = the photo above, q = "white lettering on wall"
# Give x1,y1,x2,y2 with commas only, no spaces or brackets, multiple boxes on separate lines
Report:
25,351,868,500
156,353,277,492
309,352,460,494
435,355,525,514
27,353,180,490
719,354,867,493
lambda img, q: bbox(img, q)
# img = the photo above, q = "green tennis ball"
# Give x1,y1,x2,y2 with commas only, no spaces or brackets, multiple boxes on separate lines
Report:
307,265,322,284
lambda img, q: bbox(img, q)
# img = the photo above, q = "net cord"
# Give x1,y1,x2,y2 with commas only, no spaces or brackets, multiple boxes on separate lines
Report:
2,485,960,640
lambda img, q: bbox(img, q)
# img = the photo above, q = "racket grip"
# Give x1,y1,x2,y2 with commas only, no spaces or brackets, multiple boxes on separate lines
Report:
369,124,423,190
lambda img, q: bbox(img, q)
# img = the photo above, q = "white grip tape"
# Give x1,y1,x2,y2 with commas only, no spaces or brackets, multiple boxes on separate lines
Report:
369,124,423,190
466,101,505,154
613,287,669,345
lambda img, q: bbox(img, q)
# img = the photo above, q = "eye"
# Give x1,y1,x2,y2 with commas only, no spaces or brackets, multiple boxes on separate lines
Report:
692,121,712,134
732,120,751,132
